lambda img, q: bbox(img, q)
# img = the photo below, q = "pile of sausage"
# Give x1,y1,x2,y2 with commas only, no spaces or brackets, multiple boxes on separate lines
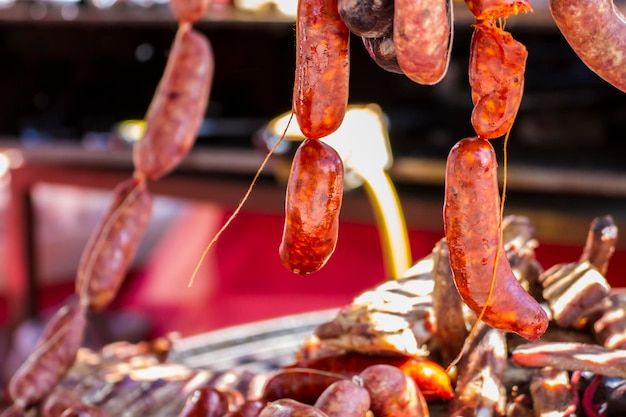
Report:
1,0,214,415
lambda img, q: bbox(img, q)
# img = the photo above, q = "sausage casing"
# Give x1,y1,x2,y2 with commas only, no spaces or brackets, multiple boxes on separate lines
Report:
169,0,211,23
469,24,527,139
76,177,153,311
279,140,344,275
133,25,214,180
362,34,404,74
338,0,393,38
443,137,548,341
394,0,451,85
293,0,350,140
8,302,87,409
313,379,370,417
550,0,626,93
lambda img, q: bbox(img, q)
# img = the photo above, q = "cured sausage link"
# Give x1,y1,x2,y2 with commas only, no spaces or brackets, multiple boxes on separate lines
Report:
293,0,350,140
443,137,548,341
76,177,153,311
469,23,528,139
279,140,344,275
394,0,452,85
550,0,626,93
133,25,214,180
8,302,87,410
169,0,212,23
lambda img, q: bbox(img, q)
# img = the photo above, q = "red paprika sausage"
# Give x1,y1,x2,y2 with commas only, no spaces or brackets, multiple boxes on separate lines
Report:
8,302,87,409
76,177,153,311
279,140,344,275
293,0,350,140
443,137,548,341
464,0,532,20
178,387,231,417
469,23,527,139
133,25,214,180
394,0,452,85
262,368,346,405
550,0,626,93
169,0,211,23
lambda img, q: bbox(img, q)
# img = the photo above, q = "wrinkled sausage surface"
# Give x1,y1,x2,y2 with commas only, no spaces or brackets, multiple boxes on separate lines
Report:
76,177,153,311
293,0,350,139
443,137,548,341
279,140,344,275
134,25,214,180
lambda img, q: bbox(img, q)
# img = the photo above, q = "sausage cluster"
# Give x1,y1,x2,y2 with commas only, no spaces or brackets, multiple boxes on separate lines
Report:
2,1,214,415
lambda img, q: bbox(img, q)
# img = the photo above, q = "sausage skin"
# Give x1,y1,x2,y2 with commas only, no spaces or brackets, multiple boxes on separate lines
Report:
133,25,214,180
313,379,370,417
550,0,626,93
279,140,344,275
76,177,153,311
293,0,350,140
338,0,393,38
8,302,87,409
443,137,548,341
469,24,527,139
362,34,404,74
394,0,451,84
169,0,211,23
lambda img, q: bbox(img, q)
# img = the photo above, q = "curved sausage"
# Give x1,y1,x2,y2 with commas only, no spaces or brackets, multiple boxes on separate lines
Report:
293,0,350,140
279,140,344,275
443,137,549,341
169,0,211,23
8,302,87,409
464,0,532,19
394,0,452,84
313,379,370,417
469,23,527,139
133,25,214,180
338,0,393,38
75,177,153,311
550,0,626,93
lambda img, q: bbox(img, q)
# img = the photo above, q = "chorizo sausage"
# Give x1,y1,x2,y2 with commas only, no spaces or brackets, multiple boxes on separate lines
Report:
394,0,452,84
169,0,211,23
359,364,428,417
469,23,527,139
293,0,350,140
178,387,231,417
75,177,153,311
279,140,344,275
133,25,214,180
258,399,329,417
443,137,549,341
8,301,87,409
338,0,393,38
550,0,626,93
313,379,370,417
362,33,404,74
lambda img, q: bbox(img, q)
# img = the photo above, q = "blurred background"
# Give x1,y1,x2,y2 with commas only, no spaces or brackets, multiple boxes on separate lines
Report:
1,0,626,384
